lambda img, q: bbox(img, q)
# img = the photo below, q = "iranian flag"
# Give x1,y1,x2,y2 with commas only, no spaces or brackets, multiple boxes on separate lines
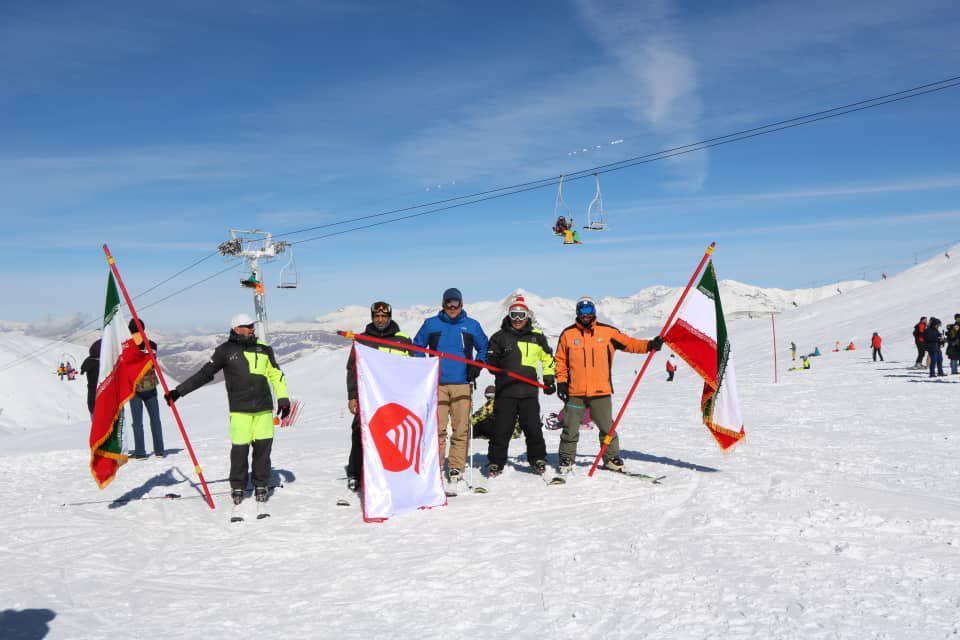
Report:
355,342,446,522
663,260,745,451
89,272,152,488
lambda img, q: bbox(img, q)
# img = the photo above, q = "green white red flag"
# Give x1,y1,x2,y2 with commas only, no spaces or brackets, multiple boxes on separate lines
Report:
89,271,152,488
663,260,745,451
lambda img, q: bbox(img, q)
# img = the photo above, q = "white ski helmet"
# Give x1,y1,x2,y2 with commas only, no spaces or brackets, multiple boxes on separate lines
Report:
231,313,255,328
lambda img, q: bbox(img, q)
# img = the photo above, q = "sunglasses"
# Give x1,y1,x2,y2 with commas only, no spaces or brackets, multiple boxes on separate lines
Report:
509,310,528,321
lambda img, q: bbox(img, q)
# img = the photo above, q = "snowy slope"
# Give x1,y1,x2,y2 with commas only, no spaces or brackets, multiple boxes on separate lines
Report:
1,250,958,639
0,332,89,433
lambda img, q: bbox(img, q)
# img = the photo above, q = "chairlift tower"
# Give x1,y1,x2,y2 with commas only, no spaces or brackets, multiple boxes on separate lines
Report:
217,229,290,341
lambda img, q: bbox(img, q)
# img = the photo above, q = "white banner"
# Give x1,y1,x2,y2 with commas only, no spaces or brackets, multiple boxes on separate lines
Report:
356,342,446,521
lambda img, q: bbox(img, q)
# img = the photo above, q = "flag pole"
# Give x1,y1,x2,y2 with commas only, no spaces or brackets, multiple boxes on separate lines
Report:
102,245,216,509
337,331,547,389
587,242,716,477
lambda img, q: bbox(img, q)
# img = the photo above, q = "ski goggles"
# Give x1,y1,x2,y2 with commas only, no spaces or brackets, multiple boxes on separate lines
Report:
509,309,528,321
370,301,392,316
576,301,596,316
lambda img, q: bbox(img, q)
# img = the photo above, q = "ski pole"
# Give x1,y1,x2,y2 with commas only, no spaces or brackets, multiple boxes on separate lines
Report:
102,245,216,509
587,242,716,477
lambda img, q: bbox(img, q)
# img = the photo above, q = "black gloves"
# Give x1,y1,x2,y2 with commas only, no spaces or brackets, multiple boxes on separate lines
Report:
648,336,664,352
467,365,481,382
543,375,556,395
164,389,181,406
556,381,569,402
277,398,291,420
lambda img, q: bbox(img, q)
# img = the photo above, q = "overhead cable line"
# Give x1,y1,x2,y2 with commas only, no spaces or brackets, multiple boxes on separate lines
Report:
274,74,960,242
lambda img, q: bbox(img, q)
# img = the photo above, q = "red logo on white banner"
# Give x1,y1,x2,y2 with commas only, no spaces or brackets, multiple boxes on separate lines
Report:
370,403,423,474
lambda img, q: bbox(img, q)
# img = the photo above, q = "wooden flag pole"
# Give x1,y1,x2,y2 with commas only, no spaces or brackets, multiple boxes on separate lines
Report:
102,245,216,509
587,242,716,477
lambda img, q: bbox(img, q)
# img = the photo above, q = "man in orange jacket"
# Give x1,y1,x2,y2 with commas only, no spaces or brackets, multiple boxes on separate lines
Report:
554,298,662,473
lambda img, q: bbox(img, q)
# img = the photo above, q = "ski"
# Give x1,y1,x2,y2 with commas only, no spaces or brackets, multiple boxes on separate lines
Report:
230,504,244,523
256,502,271,520
599,467,666,483
336,498,351,506
542,474,566,485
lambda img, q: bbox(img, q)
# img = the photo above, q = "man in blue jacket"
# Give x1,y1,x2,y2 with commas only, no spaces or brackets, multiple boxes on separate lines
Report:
414,288,488,484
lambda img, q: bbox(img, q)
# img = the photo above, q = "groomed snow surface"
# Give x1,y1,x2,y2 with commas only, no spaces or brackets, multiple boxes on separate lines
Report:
2,249,959,639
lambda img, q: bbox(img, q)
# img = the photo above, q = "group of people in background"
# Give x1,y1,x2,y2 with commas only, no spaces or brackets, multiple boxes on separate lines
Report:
341,287,662,491
913,315,960,377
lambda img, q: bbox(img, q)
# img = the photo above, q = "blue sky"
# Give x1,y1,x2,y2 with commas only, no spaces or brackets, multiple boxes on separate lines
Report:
3,0,960,330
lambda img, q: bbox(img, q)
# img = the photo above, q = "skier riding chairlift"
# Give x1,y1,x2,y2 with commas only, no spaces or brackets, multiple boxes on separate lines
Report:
553,174,580,244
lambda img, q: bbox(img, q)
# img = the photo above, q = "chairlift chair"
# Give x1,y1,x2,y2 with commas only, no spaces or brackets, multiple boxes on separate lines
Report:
277,249,299,289
553,174,574,236
584,173,608,231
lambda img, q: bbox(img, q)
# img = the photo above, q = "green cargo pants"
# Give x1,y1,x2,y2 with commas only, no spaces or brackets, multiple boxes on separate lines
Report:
558,395,618,463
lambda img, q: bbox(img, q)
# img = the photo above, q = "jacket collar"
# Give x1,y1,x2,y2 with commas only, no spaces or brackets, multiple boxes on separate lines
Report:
365,320,401,337
575,320,595,334
438,309,468,324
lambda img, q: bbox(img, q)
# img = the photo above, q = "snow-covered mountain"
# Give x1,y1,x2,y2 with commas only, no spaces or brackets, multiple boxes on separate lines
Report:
0,275,872,423
154,278,867,380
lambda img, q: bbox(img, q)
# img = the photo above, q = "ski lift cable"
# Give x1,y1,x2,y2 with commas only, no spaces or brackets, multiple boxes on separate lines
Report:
2,76,959,373
286,77,960,248
271,74,960,242
0,259,243,373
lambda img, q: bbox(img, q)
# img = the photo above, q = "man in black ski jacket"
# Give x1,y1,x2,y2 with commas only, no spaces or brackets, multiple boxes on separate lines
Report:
80,339,101,416
165,313,290,506
345,301,416,490
484,299,555,477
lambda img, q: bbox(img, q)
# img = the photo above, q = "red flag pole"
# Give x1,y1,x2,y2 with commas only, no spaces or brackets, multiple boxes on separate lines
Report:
102,245,216,509
337,331,547,389
771,313,778,384
587,242,716,477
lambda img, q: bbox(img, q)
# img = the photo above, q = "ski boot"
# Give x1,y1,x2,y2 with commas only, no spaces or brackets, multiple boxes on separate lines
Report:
603,457,625,472
254,486,269,503
347,476,360,493
532,459,547,475
487,463,501,478
557,457,574,475
231,489,244,506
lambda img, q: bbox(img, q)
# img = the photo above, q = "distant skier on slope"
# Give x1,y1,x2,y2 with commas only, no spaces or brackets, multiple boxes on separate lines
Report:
345,301,415,492
554,297,661,474
913,317,927,368
871,332,883,362
923,317,946,377
484,298,555,477
946,314,960,375
666,354,678,381
164,313,290,506
790,342,797,361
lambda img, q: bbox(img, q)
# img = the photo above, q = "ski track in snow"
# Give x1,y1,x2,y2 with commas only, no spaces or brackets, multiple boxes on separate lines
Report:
3,252,960,638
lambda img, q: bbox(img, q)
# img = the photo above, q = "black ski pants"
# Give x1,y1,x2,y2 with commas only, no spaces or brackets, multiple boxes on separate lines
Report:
229,439,273,490
915,343,926,366
872,347,883,362
487,396,546,468
667,370,675,381
347,415,363,479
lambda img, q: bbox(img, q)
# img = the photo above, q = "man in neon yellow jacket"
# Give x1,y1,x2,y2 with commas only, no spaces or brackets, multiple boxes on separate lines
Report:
165,313,289,505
